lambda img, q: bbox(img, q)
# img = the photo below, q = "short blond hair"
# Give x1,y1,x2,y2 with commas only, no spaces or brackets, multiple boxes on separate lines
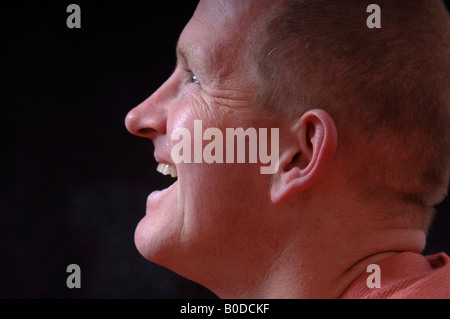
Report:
256,0,450,228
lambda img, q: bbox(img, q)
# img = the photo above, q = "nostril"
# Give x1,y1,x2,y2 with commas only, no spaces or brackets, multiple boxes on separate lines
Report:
137,127,159,138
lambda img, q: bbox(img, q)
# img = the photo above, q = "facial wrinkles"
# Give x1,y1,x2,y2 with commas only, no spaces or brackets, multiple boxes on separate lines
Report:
175,45,254,112
176,12,257,110
171,76,251,142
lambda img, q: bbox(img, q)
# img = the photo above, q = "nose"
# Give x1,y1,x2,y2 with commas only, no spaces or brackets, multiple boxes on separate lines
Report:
125,76,175,140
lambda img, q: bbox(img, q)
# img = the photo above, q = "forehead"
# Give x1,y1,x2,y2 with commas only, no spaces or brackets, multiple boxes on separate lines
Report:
193,0,259,32
177,0,277,75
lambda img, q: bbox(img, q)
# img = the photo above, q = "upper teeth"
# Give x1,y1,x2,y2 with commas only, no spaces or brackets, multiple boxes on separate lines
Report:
157,163,178,178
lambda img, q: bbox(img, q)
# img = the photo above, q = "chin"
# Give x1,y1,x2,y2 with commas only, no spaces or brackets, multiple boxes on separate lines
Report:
134,218,178,266
134,204,186,268
134,216,160,262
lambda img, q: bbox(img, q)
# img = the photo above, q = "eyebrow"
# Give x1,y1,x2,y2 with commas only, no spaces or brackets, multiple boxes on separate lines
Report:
176,41,213,72
175,42,189,61
176,42,198,65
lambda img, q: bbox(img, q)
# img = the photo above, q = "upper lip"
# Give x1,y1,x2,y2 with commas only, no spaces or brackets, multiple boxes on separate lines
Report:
154,151,175,166
152,135,175,166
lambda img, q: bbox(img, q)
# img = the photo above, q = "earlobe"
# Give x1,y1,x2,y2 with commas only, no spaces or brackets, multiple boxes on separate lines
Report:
270,109,337,204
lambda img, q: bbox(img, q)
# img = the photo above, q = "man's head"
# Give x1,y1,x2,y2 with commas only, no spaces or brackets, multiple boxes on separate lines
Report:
125,0,450,298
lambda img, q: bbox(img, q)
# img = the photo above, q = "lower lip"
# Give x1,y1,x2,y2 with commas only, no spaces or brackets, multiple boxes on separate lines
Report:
146,180,177,208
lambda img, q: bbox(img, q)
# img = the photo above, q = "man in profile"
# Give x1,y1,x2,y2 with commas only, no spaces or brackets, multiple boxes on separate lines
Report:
125,0,450,298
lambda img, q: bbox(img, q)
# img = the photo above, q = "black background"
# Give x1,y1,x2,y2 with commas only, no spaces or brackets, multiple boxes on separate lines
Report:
4,1,450,298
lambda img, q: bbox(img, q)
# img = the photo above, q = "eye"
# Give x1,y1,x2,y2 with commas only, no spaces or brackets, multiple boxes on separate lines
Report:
190,74,200,84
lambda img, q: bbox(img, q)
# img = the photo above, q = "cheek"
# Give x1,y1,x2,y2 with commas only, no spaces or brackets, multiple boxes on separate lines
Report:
167,93,271,221
181,162,268,232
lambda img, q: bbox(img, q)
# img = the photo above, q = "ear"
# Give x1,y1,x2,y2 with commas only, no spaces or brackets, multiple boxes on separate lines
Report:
270,109,337,204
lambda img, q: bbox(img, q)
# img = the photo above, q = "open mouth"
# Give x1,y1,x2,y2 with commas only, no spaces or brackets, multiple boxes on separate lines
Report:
146,162,178,205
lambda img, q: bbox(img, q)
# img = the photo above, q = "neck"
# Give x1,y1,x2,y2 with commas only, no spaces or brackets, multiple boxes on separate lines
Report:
213,217,426,299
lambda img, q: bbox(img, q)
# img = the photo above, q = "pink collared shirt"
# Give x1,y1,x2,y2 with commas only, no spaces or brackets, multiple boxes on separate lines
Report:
341,252,450,298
